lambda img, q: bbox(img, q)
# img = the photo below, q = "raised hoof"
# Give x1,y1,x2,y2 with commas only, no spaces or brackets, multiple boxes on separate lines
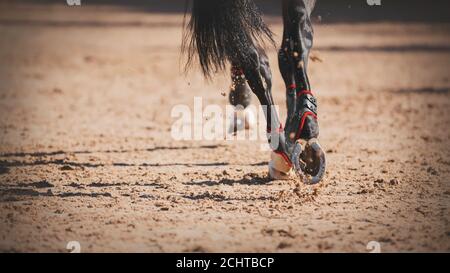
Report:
291,138,326,184
268,151,294,180
228,107,256,134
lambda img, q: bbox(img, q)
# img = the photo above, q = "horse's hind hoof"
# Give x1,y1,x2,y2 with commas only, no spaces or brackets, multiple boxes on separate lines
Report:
291,138,326,184
228,107,256,134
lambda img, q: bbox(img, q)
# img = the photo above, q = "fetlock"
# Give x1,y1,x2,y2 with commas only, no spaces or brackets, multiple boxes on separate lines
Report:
285,90,319,143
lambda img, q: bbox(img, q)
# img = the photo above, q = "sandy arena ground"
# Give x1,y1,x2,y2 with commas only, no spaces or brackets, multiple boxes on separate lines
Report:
0,3,449,252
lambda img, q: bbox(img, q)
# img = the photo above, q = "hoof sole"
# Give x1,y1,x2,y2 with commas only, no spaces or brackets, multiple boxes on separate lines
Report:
291,138,326,184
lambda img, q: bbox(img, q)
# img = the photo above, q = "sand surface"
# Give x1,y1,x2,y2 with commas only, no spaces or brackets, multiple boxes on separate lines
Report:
0,3,449,252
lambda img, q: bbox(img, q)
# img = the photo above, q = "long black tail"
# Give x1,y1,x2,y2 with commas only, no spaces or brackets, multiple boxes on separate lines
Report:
182,0,274,78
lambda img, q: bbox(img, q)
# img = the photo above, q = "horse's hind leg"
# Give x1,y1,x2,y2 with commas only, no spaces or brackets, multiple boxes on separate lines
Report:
279,0,326,184
238,47,293,180
229,65,251,110
228,64,255,133
228,46,273,133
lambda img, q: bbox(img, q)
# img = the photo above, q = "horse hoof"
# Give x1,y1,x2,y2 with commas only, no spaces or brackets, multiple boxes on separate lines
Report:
228,107,256,134
268,151,294,180
291,138,326,184
269,165,293,180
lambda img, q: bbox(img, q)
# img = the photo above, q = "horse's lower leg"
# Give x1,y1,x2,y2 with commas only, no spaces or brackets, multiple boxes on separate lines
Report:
229,46,268,109
242,48,295,179
238,47,292,176
281,0,319,142
278,31,297,143
228,64,255,132
229,65,251,108
279,0,325,183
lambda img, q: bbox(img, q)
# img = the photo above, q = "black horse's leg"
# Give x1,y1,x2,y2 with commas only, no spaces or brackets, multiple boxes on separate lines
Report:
278,25,297,143
281,0,318,142
237,47,293,179
279,0,326,184
229,65,252,109
228,63,254,132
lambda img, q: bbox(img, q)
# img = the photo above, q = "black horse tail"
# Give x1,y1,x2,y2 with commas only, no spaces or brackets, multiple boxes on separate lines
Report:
182,0,274,78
